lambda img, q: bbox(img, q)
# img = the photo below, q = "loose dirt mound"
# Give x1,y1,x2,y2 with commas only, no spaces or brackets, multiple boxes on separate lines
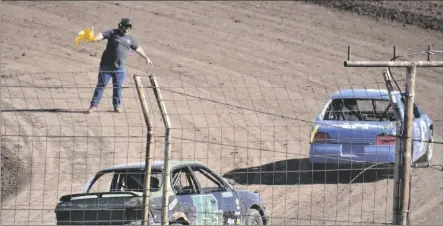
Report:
1,141,30,203
308,0,443,32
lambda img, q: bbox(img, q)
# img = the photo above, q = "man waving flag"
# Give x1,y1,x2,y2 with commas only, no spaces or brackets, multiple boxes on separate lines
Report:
82,18,153,114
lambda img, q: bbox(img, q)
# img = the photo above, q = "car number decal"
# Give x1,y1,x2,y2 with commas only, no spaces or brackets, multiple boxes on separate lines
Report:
335,123,370,130
221,192,233,198
191,194,223,225
169,198,178,211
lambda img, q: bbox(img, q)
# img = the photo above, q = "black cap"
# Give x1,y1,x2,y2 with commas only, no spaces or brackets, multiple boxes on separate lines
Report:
119,18,132,29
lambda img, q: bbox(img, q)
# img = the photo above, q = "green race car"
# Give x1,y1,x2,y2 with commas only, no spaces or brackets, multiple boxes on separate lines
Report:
54,160,269,225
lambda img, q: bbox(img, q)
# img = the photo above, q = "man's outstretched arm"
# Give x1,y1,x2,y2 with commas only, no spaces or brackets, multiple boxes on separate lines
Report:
92,30,112,42
135,46,153,66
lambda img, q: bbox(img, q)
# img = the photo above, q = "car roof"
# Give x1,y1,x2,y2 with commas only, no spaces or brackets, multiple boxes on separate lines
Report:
330,89,401,100
97,160,206,173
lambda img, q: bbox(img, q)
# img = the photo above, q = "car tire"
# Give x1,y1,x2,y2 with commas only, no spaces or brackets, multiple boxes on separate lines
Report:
246,209,263,225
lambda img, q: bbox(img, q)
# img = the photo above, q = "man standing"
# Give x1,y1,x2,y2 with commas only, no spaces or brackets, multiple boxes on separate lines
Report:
88,18,153,113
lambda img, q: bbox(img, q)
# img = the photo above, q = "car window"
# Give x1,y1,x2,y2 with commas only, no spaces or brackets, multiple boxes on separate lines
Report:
400,97,421,119
171,167,197,195
190,166,226,193
323,98,396,121
413,104,421,119
116,170,163,192
88,172,115,193
357,99,376,111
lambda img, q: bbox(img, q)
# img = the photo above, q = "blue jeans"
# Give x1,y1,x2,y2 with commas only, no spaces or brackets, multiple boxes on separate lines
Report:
90,66,126,108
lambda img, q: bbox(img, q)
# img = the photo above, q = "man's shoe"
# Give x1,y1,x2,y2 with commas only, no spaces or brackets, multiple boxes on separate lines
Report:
114,107,122,113
87,106,98,114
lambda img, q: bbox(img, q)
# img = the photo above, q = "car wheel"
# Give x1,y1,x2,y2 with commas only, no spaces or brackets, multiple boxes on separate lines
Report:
246,209,263,225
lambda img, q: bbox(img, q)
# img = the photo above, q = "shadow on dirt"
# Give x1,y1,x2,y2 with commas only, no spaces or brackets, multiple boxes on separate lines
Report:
2,108,87,114
223,158,394,185
1,142,31,202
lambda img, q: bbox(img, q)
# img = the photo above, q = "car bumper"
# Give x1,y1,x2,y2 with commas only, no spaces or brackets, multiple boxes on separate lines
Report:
309,143,396,165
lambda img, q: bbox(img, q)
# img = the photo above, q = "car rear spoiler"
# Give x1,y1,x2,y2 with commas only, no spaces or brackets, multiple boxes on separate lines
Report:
59,191,140,202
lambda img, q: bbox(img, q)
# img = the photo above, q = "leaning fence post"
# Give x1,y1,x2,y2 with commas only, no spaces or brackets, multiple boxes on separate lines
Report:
149,74,172,225
133,74,155,225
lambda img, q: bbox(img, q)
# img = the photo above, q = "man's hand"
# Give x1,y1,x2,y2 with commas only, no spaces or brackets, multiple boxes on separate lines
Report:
93,33,104,42
145,57,153,66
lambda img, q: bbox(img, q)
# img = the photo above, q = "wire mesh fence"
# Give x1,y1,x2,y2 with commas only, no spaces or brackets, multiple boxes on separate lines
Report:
137,72,400,225
1,63,441,225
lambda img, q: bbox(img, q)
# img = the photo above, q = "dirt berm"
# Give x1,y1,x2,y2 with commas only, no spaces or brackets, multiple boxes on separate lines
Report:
1,140,30,203
307,0,443,32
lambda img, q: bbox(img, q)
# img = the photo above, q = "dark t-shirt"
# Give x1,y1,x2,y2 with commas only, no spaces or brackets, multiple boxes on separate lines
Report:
99,29,139,69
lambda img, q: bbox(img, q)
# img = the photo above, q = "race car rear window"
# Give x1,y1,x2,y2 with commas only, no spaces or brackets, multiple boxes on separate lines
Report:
323,98,395,121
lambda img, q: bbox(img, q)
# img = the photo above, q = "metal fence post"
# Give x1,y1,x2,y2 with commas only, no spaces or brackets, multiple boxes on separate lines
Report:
133,74,155,225
149,75,172,225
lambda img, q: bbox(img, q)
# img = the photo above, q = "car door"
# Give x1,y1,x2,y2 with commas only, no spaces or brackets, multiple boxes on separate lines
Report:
188,164,241,225
168,166,201,224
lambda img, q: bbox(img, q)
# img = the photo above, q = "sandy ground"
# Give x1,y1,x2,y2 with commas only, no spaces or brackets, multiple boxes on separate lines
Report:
1,1,442,225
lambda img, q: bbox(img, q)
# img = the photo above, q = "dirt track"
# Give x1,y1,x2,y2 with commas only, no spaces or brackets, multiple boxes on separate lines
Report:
1,1,442,225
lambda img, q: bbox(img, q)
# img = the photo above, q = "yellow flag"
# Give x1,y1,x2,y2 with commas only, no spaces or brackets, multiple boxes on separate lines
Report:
75,27,95,45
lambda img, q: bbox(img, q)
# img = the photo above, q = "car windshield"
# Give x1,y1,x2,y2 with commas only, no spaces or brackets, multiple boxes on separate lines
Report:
323,98,396,121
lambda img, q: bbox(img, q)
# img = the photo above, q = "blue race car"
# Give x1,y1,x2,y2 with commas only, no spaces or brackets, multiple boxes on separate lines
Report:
308,89,434,167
